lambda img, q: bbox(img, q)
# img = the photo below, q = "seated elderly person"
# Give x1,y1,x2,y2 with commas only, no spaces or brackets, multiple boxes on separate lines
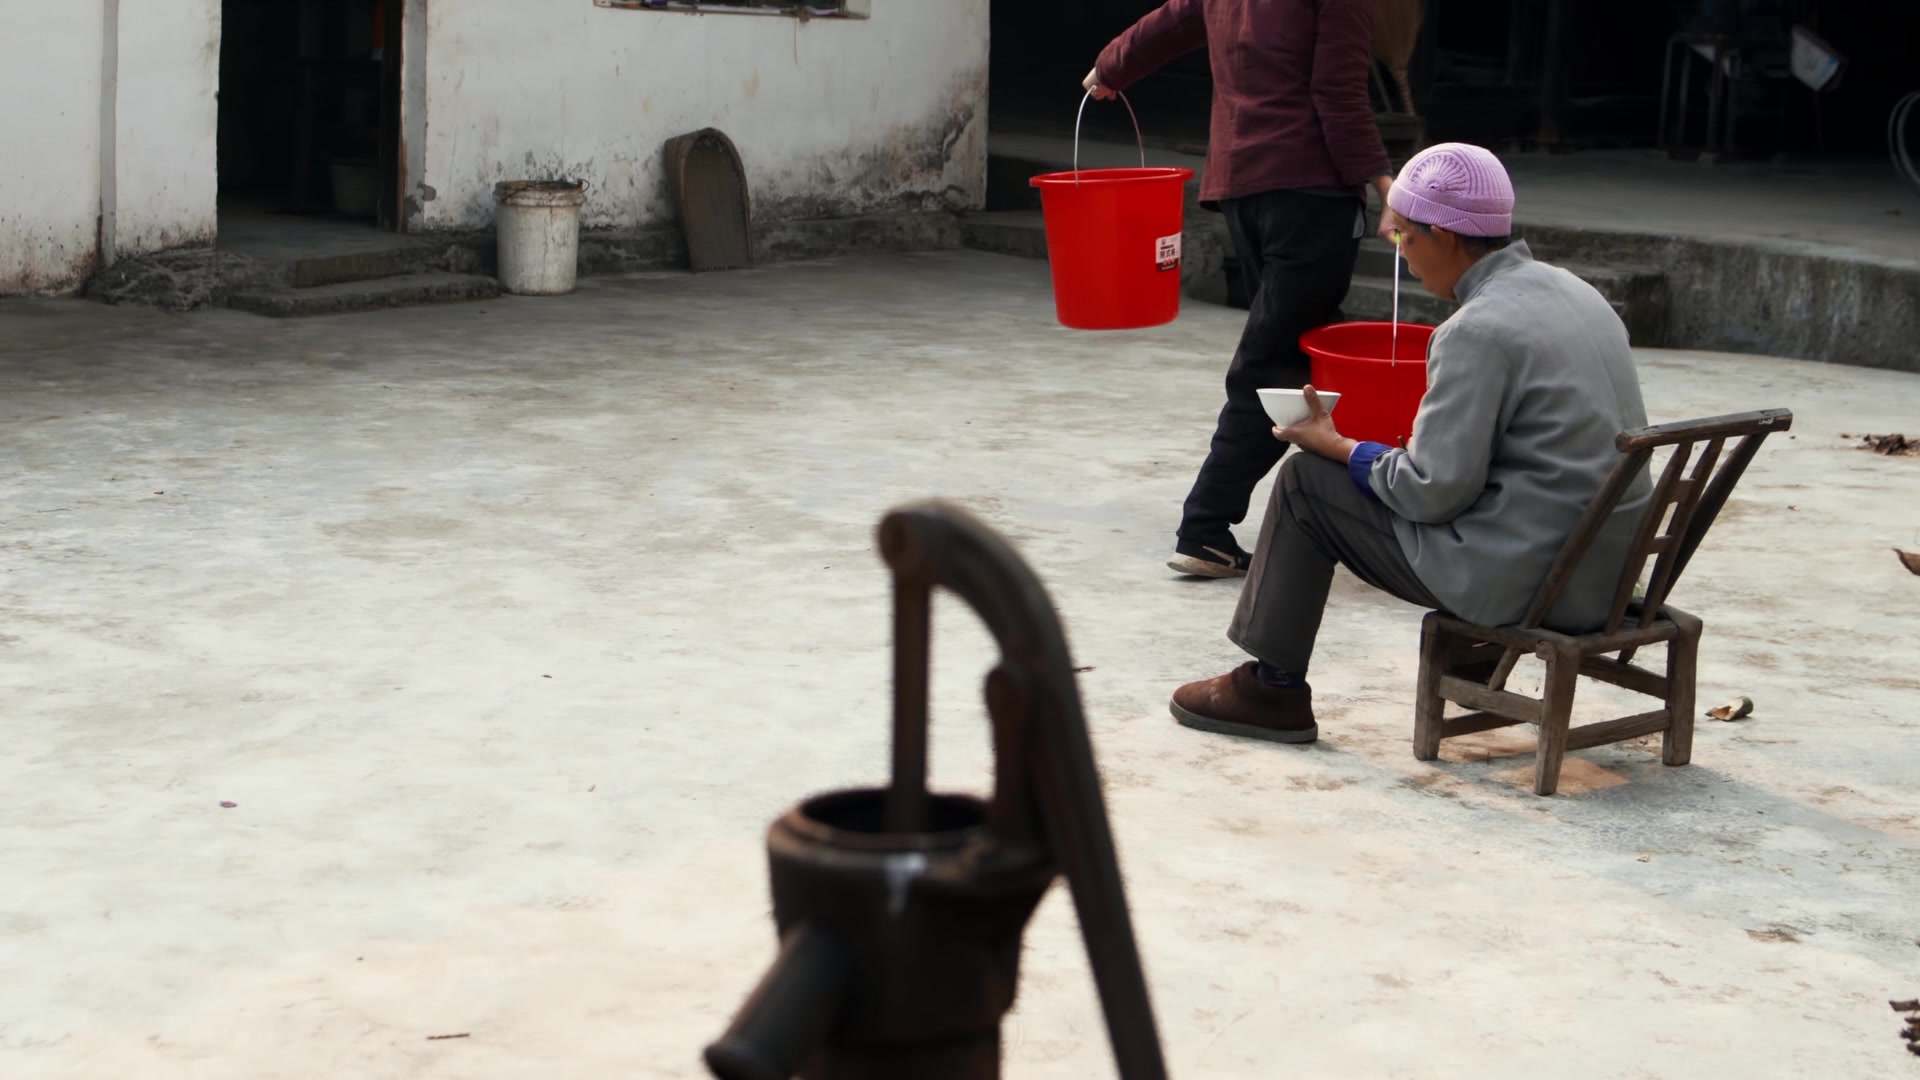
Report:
1171,143,1651,744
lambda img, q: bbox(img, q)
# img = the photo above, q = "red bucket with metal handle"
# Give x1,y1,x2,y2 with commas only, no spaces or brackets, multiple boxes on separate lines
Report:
1300,321,1436,447
1030,92,1194,330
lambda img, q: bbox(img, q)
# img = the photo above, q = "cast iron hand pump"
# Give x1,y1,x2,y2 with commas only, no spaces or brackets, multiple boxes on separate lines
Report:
704,499,1168,1080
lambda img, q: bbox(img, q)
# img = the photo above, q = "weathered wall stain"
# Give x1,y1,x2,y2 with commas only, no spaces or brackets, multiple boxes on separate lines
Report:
755,64,989,224
414,0,990,234
427,62,987,234
0,223,102,297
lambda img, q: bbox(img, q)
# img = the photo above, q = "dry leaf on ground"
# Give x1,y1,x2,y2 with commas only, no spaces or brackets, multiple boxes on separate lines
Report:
1857,433,1916,455
1707,696,1754,721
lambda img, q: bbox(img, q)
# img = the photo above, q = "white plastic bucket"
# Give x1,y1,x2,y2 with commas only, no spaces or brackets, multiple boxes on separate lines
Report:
494,180,588,295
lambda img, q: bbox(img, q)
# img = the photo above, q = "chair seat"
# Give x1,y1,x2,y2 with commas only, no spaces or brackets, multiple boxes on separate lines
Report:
1428,602,1699,659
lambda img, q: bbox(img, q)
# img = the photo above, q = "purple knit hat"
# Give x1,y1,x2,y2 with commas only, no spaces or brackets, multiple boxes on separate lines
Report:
1388,143,1514,238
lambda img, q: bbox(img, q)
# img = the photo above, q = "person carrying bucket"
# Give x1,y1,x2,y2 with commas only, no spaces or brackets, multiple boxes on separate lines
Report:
1166,144,1654,746
1083,0,1395,579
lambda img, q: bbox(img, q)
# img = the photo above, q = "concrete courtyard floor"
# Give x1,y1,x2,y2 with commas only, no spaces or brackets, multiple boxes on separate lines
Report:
3,252,1919,1078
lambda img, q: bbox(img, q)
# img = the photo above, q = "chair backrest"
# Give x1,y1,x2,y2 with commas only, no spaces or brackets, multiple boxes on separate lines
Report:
1517,408,1793,635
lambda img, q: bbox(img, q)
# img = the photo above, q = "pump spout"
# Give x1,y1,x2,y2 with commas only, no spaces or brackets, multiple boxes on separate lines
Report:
704,926,850,1080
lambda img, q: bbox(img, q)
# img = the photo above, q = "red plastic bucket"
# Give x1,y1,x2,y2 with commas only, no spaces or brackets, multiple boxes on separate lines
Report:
1030,93,1195,330
1300,321,1436,446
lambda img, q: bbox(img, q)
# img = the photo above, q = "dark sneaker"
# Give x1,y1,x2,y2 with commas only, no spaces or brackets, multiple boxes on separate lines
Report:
1167,537,1251,579
1169,662,1318,744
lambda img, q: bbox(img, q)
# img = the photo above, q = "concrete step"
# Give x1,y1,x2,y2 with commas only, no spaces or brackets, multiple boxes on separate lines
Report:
1355,238,1415,281
1226,249,1669,345
1341,275,1635,332
230,272,500,318
987,138,1210,213
1340,277,1459,326
965,185,1671,344
1555,261,1670,345
958,209,1229,295
959,210,1049,260
286,242,484,289
985,156,1046,213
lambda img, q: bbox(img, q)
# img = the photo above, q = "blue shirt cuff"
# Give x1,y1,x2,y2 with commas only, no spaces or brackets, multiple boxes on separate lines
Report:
1347,441,1391,502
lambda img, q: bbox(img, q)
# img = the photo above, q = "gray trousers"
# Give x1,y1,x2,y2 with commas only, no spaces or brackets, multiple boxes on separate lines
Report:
1228,453,1443,674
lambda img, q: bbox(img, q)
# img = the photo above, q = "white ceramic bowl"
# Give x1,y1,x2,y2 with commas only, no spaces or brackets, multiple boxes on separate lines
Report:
1258,388,1341,429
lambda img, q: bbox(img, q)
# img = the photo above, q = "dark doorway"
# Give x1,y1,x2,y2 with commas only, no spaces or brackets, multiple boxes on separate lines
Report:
987,2,1428,155
988,0,1213,151
217,0,404,231
1417,0,1920,156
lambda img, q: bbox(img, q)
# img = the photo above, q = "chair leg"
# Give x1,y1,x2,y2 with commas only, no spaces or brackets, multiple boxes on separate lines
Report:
1413,616,1448,761
1533,644,1579,796
1663,625,1700,767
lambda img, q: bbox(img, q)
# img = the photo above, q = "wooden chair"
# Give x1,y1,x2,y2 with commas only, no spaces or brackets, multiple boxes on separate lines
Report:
1413,409,1793,796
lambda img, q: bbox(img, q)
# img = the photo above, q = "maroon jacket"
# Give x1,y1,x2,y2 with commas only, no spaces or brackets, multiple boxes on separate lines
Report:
1096,0,1391,205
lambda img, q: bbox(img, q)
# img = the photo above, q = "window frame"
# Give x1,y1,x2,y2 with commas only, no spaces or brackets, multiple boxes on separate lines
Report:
594,0,870,18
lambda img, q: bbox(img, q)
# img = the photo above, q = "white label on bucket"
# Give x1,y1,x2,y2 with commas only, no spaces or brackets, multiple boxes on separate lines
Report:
1156,233,1182,272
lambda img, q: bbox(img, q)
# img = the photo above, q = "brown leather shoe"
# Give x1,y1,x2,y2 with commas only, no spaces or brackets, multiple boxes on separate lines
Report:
1169,662,1317,744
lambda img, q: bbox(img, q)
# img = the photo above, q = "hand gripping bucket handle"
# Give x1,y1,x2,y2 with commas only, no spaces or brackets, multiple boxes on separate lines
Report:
1073,89,1147,182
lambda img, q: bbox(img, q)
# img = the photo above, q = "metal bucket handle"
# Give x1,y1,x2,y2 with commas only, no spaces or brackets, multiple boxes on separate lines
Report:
1073,88,1148,184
